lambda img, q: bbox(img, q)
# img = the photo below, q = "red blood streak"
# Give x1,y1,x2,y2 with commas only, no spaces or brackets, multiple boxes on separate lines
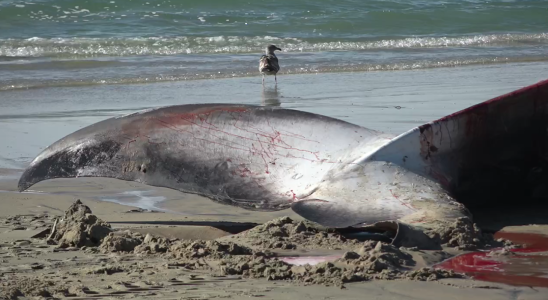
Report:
434,232,548,287
290,190,300,202
389,189,416,211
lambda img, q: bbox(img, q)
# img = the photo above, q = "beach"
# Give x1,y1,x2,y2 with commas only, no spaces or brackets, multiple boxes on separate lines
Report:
2,62,548,299
2,0,548,298
1,177,548,299
1,174,548,299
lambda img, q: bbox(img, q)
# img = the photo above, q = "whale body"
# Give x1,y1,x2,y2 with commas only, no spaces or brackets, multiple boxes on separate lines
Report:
18,79,548,248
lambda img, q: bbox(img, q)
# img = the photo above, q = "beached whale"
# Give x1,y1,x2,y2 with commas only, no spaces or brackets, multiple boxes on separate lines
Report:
17,79,548,248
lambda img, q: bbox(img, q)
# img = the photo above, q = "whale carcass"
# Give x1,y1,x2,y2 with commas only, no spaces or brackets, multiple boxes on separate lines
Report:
18,79,548,249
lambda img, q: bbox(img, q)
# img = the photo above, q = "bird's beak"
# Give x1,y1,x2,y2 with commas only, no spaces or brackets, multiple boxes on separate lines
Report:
277,48,282,51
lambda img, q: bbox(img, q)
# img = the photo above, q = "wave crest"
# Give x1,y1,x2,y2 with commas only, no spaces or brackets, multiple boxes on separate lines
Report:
1,33,547,58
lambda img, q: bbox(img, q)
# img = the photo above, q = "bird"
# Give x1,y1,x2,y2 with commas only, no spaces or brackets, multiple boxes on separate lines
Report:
259,44,282,85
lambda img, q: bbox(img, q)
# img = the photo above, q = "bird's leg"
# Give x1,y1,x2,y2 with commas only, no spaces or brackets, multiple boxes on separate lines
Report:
262,75,265,86
275,74,277,84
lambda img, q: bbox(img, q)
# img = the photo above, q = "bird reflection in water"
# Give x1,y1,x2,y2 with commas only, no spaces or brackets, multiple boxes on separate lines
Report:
261,85,281,107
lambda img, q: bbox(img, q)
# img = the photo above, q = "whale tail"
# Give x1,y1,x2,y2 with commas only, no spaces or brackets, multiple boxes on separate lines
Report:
371,78,548,208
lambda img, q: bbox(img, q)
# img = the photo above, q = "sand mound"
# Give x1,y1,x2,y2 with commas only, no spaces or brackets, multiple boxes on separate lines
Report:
405,268,462,281
218,240,462,287
423,217,486,250
230,216,360,250
134,233,173,254
98,231,178,254
99,231,144,253
48,200,112,248
93,219,255,260
343,240,414,272
22,201,466,291
169,239,254,259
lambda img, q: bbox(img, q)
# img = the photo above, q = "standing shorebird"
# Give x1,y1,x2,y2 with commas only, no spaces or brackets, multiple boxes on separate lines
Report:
259,44,282,85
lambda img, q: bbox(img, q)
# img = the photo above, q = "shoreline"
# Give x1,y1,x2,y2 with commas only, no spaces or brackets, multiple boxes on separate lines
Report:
3,59,548,93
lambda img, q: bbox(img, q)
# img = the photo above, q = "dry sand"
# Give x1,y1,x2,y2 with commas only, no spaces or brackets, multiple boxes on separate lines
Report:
1,176,548,299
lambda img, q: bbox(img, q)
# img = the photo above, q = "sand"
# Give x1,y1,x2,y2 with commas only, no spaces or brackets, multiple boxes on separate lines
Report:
1,176,548,299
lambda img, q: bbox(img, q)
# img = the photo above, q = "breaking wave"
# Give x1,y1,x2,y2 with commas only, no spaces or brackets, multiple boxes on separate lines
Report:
1,33,547,58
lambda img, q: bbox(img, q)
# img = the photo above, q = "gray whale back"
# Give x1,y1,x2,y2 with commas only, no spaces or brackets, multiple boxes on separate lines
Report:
18,104,399,215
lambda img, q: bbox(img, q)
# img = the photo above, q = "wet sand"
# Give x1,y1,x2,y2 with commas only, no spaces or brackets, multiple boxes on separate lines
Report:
0,174,304,224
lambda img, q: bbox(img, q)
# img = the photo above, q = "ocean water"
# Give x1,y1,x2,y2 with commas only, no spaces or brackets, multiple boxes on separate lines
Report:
1,0,547,90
